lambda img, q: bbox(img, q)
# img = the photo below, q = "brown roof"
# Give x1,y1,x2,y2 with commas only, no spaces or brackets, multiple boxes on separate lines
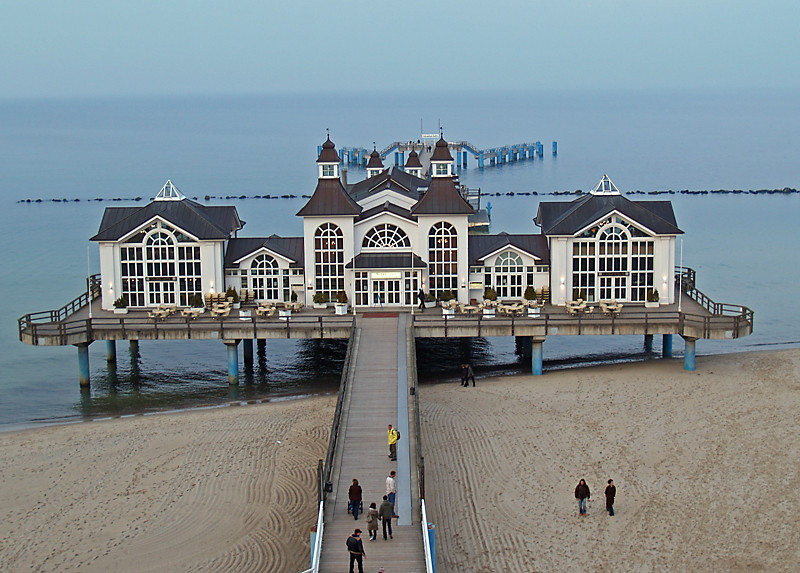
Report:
405,149,423,168
316,136,341,164
296,178,361,217
410,176,474,215
366,149,384,169
430,136,453,162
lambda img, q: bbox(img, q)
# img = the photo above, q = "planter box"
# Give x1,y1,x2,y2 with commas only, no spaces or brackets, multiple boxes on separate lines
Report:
424,301,437,309
233,302,241,310
279,309,292,320
528,307,541,318
334,303,348,315
238,309,251,320
644,301,659,308
313,303,327,309
483,308,495,318
113,307,128,314
442,308,455,317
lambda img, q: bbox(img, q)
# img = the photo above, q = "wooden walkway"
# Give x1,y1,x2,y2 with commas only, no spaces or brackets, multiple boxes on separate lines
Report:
318,313,426,573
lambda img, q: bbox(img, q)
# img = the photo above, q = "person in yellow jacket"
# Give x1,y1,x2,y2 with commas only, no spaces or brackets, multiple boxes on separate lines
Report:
387,424,399,461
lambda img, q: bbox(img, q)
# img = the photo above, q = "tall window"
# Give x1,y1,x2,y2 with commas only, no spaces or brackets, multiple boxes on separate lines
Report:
630,240,654,302
250,254,280,300
355,271,369,306
572,241,596,301
362,224,410,249
177,246,201,306
428,222,458,297
121,246,145,307
315,223,344,298
494,252,523,298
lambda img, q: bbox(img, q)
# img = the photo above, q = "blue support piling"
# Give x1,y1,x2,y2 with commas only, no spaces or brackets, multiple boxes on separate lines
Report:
662,334,673,358
226,340,240,385
478,152,485,168
394,151,399,166
399,151,404,166
462,150,467,168
106,340,117,363
243,338,253,367
428,523,436,572
644,334,653,352
552,141,558,156
684,337,696,371
532,339,544,376
77,342,91,388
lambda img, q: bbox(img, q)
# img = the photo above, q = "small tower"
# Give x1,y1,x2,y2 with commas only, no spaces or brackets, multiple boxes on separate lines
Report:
366,145,384,179
430,135,454,179
404,148,423,178
317,135,341,180
154,179,186,201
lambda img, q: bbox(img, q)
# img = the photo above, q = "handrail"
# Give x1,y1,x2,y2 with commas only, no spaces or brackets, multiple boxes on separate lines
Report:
299,500,325,573
676,266,754,328
409,322,425,499
18,274,100,337
420,499,435,573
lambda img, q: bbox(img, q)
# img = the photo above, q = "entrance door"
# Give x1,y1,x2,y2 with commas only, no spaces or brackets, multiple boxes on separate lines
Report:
148,280,176,305
372,279,401,306
599,276,627,301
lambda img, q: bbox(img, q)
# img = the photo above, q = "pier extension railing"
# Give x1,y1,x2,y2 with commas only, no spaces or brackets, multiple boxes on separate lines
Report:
676,266,754,329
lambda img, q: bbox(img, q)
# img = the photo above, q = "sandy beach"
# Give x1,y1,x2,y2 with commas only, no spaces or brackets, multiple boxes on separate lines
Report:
0,395,335,573
2,349,799,572
420,348,800,572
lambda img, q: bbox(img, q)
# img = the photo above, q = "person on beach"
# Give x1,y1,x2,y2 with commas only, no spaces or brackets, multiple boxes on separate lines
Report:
575,478,590,516
387,424,399,461
346,528,366,573
365,502,379,540
460,364,468,387
348,478,362,520
466,363,476,387
605,479,616,516
417,287,426,311
379,495,394,540
386,470,397,516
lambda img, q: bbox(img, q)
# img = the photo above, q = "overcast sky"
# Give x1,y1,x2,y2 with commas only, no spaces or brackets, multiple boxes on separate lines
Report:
2,0,797,99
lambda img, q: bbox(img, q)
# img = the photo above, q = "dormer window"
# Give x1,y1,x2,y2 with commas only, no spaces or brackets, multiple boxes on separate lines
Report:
322,164,335,177
434,163,449,176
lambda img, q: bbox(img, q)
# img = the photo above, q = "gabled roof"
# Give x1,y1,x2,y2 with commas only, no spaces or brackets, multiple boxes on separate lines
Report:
91,197,243,241
356,202,417,224
468,233,550,266
535,193,683,236
345,252,427,269
410,176,474,215
296,177,362,217
348,167,428,203
224,236,304,267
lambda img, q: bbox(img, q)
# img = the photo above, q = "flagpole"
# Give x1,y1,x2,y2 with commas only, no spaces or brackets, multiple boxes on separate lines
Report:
88,245,93,319
678,238,683,313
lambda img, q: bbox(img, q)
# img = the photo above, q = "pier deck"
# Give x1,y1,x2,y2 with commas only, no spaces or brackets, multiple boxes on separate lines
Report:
319,313,426,572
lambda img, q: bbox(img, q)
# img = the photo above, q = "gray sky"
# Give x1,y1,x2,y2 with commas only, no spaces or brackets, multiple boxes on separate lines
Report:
2,0,797,99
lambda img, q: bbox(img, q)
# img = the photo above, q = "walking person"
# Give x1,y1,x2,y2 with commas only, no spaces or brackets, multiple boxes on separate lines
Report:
386,470,397,517
605,479,616,516
417,287,426,311
365,502,379,540
466,363,476,387
346,528,366,573
379,495,394,540
387,424,399,461
460,364,468,387
575,478,591,516
348,478,362,520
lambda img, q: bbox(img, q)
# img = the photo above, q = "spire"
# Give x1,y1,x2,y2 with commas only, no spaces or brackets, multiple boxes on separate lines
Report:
591,174,621,196
366,143,384,178
404,147,423,177
316,134,341,179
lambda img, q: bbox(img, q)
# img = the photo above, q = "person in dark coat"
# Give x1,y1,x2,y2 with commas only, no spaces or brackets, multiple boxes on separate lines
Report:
460,364,468,387
466,363,476,387
346,529,366,573
379,495,394,540
417,287,426,311
575,478,590,516
605,479,616,516
348,478,362,520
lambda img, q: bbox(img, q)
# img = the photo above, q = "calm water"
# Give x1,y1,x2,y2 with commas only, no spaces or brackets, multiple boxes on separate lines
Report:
1,89,798,430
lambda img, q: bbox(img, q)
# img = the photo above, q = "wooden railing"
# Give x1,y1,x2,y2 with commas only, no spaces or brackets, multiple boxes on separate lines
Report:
18,274,100,340
676,266,754,330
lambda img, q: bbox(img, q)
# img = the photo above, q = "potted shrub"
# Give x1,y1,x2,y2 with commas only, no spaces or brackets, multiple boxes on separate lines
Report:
226,286,240,309
482,287,497,317
645,288,660,308
334,291,348,315
313,291,329,309
189,293,205,313
524,285,536,301
424,293,437,308
113,295,128,314
291,290,298,303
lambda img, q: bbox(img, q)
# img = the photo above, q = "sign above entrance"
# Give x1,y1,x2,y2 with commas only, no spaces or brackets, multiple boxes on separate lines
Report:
371,272,402,279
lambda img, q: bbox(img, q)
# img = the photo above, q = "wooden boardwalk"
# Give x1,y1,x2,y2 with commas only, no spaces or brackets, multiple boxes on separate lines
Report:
318,313,426,573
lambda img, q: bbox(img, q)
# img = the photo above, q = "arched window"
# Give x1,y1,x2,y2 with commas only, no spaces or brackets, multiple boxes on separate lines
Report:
494,252,523,298
250,254,280,300
315,223,344,298
427,222,458,298
144,230,176,305
362,224,410,249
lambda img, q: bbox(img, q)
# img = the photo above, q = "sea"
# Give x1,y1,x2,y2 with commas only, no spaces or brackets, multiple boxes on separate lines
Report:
1,89,798,431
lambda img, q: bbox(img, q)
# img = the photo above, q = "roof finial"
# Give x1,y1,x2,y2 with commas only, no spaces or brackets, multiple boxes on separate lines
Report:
326,127,330,140
373,141,376,151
